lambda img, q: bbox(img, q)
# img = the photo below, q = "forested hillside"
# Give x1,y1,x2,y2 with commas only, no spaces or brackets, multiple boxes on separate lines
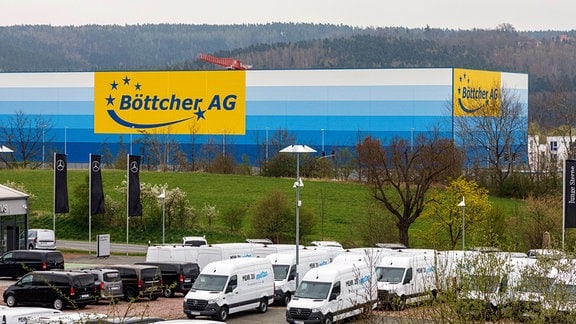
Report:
1,23,576,127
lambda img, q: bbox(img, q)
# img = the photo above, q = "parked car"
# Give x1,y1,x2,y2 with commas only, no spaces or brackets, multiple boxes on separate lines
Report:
106,264,163,301
136,261,200,297
0,307,62,324
26,229,56,250
3,270,97,310
75,268,124,302
0,250,64,279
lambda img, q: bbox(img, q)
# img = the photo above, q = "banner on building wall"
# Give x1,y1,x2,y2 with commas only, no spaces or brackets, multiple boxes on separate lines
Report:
453,68,501,117
565,159,576,228
54,153,69,214
94,71,246,135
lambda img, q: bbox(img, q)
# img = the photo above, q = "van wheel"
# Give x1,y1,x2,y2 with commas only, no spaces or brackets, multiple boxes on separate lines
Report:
186,314,196,319
392,295,406,311
53,298,64,310
216,306,228,321
5,294,17,307
124,289,137,302
163,288,174,298
323,314,333,324
283,292,291,305
257,298,268,313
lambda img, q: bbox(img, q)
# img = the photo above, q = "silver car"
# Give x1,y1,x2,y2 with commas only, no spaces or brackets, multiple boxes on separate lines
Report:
78,268,124,302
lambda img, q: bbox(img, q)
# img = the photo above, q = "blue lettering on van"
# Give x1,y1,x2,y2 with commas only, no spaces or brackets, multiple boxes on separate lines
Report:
256,271,268,280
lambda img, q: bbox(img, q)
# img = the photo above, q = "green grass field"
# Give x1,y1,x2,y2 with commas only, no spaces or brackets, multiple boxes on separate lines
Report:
0,169,523,248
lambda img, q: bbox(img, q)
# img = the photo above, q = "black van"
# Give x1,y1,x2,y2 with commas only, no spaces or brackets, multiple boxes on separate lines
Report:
107,264,163,301
0,250,64,278
136,261,200,297
3,270,97,310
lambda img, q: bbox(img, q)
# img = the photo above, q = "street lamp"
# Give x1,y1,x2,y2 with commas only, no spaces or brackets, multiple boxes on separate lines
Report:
158,189,166,245
41,124,46,169
279,144,316,285
458,196,466,251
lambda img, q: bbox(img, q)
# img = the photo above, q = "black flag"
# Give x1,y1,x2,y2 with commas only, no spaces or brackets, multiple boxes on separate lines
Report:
128,155,142,217
565,159,576,228
90,154,105,215
54,153,69,213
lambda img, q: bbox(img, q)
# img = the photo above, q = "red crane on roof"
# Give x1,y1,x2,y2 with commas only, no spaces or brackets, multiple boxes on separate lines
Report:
198,53,252,70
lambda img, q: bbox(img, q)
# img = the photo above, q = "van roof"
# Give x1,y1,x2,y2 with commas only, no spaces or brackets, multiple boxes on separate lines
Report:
201,257,271,274
302,261,368,281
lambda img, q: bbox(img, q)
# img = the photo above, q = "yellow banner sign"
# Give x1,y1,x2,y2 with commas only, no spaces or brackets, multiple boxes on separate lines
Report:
453,68,501,116
94,71,246,134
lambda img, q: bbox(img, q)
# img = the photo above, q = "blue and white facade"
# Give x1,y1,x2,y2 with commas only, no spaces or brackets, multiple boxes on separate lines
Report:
0,69,528,165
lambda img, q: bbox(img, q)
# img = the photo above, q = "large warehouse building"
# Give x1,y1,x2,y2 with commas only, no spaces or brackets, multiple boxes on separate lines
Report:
0,68,528,166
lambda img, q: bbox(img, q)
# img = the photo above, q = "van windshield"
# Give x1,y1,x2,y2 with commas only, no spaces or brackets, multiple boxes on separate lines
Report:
375,267,405,284
295,281,331,300
193,274,228,291
272,265,290,280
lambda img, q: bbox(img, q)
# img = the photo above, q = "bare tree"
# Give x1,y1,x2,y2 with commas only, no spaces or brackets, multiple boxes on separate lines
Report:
357,132,462,247
0,110,54,168
454,87,526,194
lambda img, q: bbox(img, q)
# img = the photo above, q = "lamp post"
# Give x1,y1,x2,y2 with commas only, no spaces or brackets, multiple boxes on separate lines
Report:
64,126,68,155
41,124,46,169
280,144,316,285
158,190,166,245
458,196,466,251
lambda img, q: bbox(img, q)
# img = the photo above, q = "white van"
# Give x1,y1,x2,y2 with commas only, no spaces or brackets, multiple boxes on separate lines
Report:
182,236,208,247
252,244,301,258
333,247,396,268
0,307,62,324
183,257,274,321
26,229,56,250
375,250,437,310
286,260,377,323
196,243,259,270
266,249,332,305
145,245,199,263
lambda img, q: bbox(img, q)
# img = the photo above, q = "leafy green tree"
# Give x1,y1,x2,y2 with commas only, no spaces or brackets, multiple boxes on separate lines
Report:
222,205,247,232
422,177,491,250
250,190,292,243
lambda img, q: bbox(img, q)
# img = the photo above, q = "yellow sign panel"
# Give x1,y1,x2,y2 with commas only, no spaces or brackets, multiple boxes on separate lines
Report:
94,71,246,134
453,68,501,116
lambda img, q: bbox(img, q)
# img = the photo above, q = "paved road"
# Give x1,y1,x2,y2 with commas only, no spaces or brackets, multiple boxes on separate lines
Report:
58,239,148,255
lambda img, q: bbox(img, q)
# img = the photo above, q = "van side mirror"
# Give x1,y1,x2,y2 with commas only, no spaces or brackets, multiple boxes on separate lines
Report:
329,293,337,301
225,286,234,293
288,274,295,281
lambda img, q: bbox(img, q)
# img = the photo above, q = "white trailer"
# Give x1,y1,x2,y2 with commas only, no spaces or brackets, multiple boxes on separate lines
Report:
286,260,377,324
266,249,331,305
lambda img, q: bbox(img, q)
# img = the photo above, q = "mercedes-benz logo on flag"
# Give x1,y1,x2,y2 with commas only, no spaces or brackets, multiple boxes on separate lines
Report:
56,159,65,171
130,161,139,173
92,161,100,172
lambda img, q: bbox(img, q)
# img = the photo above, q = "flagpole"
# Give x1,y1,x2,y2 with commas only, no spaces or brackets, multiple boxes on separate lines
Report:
52,152,56,234
126,154,130,256
89,153,92,255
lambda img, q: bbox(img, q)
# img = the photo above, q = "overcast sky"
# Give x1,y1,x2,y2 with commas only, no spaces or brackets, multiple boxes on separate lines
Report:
1,0,574,31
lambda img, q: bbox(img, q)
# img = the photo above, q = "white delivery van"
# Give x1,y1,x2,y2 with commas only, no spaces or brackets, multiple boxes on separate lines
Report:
182,236,208,247
145,245,199,263
183,257,274,321
286,260,377,324
196,243,259,270
333,247,396,269
0,307,62,324
252,244,301,258
266,249,332,305
375,250,437,310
